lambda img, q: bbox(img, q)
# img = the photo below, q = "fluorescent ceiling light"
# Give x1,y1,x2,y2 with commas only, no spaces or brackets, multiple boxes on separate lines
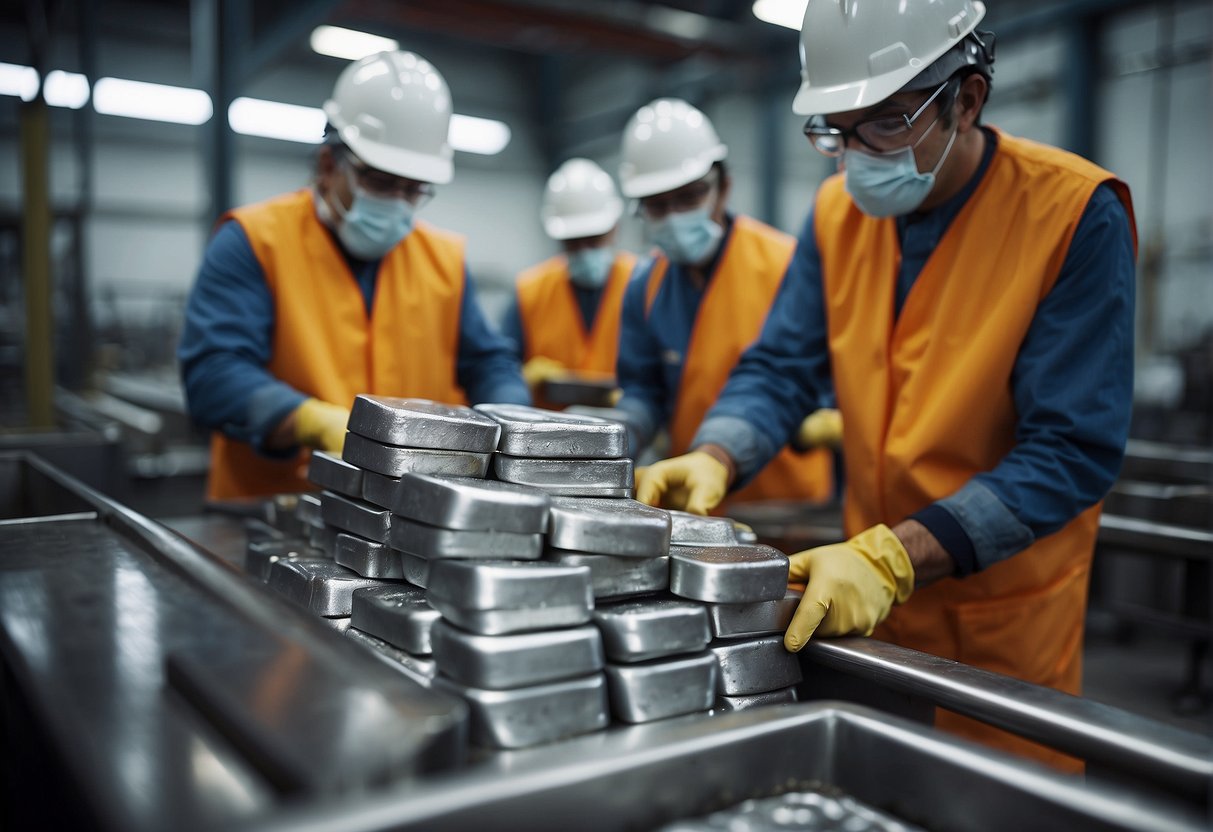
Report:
449,114,511,156
310,25,399,60
93,77,212,124
752,0,807,30
44,70,90,109
0,61,39,101
229,97,326,143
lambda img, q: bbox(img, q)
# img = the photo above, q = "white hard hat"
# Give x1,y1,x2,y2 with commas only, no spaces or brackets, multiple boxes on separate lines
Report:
541,158,624,241
793,0,987,117
323,50,454,184
618,98,727,199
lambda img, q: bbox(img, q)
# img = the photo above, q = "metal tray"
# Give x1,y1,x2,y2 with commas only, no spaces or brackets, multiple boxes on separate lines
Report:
706,589,802,639
592,597,711,663
245,539,321,581
669,544,789,603
388,515,544,561
474,403,627,459
296,492,324,529
546,550,670,599
335,532,404,579
307,450,364,497
350,585,440,655
344,433,492,479
347,395,502,451
430,620,604,690
546,496,670,556
493,455,633,498
709,635,802,695
604,651,718,723
668,510,740,546
715,686,800,712
266,558,395,617
390,472,550,533
320,490,393,544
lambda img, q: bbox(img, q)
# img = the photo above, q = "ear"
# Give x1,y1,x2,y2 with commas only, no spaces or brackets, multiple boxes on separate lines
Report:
955,74,988,132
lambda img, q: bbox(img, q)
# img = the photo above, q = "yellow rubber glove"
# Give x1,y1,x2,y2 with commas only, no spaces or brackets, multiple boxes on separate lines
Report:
796,408,843,449
293,398,350,454
522,356,567,389
784,524,915,652
634,451,729,516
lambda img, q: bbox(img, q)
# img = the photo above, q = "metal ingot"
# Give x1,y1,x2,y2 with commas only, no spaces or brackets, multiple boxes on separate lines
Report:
669,544,789,603
605,651,718,723
430,620,603,690
592,597,710,663
547,496,670,557
426,559,593,635
350,585,440,654
267,558,388,617
431,673,608,750
668,510,740,546
388,515,544,561
546,551,669,599
474,402,627,459
296,492,324,529
714,686,799,712
307,450,364,497
709,635,802,695
335,532,403,579
493,455,633,498
345,627,437,688
319,490,392,544
733,522,759,545
343,433,491,479
403,552,430,588
306,523,340,558
346,394,501,451
245,539,319,581
391,472,550,533
706,589,803,639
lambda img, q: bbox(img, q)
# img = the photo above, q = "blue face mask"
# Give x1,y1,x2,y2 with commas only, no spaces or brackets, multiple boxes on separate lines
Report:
319,165,416,259
648,206,723,266
566,246,614,289
843,122,958,218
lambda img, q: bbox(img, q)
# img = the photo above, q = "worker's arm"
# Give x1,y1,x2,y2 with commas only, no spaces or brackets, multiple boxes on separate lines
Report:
499,291,527,363
613,260,671,457
456,269,532,406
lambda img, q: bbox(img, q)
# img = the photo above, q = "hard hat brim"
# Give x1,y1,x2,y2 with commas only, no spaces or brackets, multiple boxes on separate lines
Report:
335,124,454,184
543,200,624,241
618,146,726,199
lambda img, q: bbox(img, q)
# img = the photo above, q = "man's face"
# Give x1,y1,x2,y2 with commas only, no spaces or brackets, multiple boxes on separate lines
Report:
814,81,956,175
562,228,615,254
638,168,730,226
318,147,434,212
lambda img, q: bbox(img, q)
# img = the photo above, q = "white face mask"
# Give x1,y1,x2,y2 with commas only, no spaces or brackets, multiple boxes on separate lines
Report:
647,206,724,266
843,119,958,218
566,246,614,289
315,164,415,259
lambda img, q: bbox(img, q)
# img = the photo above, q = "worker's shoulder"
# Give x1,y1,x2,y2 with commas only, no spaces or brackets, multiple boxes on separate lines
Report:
732,214,796,249
995,129,1117,186
412,220,467,250
516,255,567,288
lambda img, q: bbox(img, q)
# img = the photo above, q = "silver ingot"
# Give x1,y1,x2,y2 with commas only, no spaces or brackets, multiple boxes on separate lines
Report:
295,492,324,529
427,560,593,635
706,589,803,639
714,686,799,712
267,558,388,617
307,450,364,497
245,539,319,581
306,524,340,558
319,490,392,544
668,510,740,546
593,598,711,663
388,515,543,561
733,521,759,545
546,496,670,557
431,673,608,749
669,544,789,604
350,585,440,655
343,433,491,479
546,551,669,599
493,455,633,498
346,394,501,451
605,651,718,723
430,620,603,690
391,472,550,533
474,402,627,459
402,552,430,588
709,635,802,696
335,532,403,579
345,627,437,687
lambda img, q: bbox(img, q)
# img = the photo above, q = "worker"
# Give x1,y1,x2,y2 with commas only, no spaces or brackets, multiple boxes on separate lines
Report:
179,51,529,500
636,0,1136,770
614,98,833,508
501,158,636,407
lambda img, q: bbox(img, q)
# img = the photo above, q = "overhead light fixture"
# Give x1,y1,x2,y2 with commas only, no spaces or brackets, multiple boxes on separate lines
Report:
0,61,39,101
751,0,807,30
449,114,511,156
93,77,213,125
44,70,90,109
229,97,326,143
310,25,399,60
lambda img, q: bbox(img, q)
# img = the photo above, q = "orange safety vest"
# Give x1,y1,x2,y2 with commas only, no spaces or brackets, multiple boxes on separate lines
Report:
207,189,466,500
815,130,1136,769
645,216,833,505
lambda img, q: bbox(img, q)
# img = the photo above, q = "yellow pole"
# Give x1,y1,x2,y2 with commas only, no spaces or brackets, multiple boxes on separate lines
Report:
21,97,54,429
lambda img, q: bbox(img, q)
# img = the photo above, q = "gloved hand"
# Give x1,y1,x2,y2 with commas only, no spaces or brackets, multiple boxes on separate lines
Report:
796,408,843,449
635,451,729,515
522,356,567,389
293,398,350,454
784,524,915,652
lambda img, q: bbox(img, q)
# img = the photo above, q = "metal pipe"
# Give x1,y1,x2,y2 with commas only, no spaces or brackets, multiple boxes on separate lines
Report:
20,97,54,428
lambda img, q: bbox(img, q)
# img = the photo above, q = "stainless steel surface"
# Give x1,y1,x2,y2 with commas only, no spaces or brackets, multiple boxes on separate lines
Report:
474,402,627,459
547,550,670,598
322,615,353,632
669,510,741,546
1098,513,1213,560
493,454,634,497
350,585,440,655
347,395,502,451
710,635,803,695
335,532,404,579
319,490,392,543
296,492,323,529
670,545,790,603
344,433,492,479
345,627,438,688
715,686,800,712
706,589,802,639
547,495,671,556
307,450,364,497
663,787,925,832
403,551,430,587
388,515,544,560
431,620,604,690
605,652,718,723
593,597,711,663
390,471,551,533
245,538,320,581
431,672,609,750
266,557,391,617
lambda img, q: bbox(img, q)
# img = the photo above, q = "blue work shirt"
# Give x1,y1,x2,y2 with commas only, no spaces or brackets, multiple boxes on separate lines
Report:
178,219,530,455
500,274,607,361
695,128,1136,574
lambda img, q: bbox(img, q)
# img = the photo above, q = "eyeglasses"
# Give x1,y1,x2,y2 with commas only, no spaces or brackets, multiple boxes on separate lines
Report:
636,171,719,221
803,79,953,158
343,152,435,207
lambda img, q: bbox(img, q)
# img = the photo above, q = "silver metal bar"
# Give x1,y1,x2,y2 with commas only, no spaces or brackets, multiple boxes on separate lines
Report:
1098,513,1213,560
